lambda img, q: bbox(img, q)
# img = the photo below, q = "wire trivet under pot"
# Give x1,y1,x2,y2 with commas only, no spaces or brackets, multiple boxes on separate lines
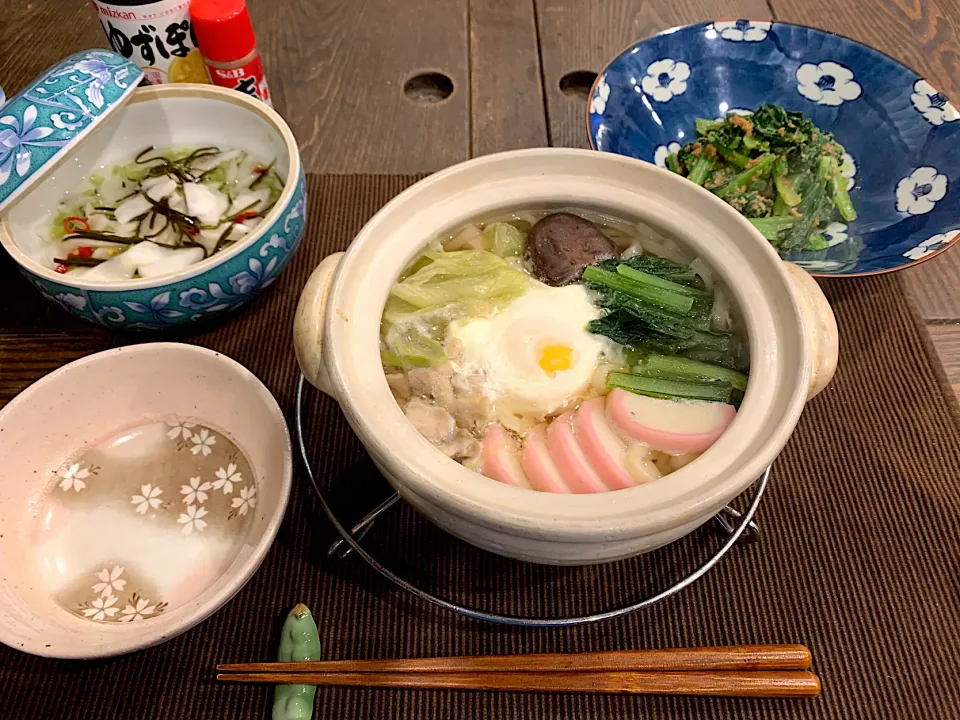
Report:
296,376,768,628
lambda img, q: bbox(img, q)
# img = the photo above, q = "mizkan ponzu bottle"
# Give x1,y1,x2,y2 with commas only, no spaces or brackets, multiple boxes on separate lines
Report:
90,0,210,84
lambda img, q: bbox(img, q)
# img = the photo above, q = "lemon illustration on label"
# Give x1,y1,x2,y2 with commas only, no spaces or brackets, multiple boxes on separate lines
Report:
168,50,210,84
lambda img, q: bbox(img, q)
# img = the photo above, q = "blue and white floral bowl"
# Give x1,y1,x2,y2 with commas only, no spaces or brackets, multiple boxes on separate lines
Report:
0,51,305,328
588,22,960,276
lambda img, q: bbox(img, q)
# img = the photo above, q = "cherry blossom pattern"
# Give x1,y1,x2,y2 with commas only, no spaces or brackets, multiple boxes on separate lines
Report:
590,75,610,114
796,62,861,106
653,142,681,168
641,59,690,103
178,504,209,535
131,483,163,514
903,230,960,261
229,486,257,519
711,20,771,42
57,463,90,492
212,462,242,494
819,222,848,248
190,428,217,456
120,594,158,622
794,259,845,272
82,594,119,621
166,419,196,441
840,152,857,191
77,591,167,624
910,80,960,126
181,476,212,505
896,167,948,215
92,566,126,597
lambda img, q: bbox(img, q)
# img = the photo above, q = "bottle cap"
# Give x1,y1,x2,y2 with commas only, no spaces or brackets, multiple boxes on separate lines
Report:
190,0,257,64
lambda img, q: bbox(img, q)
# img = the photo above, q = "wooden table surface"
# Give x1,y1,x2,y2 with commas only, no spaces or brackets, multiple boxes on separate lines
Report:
0,0,958,401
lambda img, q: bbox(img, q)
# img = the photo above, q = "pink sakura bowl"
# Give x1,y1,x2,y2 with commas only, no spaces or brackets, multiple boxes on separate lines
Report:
0,343,291,658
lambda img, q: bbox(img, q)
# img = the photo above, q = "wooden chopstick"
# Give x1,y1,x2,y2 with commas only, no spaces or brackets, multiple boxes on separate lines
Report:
216,669,821,698
217,644,811,675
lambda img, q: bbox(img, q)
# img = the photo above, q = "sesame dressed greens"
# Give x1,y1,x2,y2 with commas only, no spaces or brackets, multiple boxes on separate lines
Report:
665,104,856,252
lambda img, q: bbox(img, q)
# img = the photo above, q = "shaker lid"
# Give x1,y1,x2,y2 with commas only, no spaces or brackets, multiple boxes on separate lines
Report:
0,50,142,214
190,0,257,64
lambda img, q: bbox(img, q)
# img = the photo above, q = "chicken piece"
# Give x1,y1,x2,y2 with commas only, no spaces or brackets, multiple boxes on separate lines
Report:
437,428,481,461
404,398,455,445
451,373,484,397
386,373,410,401
446,337,463,361
407,367,456,410
454,394,493,432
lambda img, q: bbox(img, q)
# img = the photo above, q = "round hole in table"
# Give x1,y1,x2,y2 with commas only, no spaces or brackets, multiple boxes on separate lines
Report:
559,70,599,101
403,72,454,104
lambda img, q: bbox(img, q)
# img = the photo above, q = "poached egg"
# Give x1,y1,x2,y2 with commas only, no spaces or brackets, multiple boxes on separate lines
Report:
448,283,608,417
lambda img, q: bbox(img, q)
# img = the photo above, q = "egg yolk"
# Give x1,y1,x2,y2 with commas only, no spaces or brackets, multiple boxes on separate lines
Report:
538,344,574,376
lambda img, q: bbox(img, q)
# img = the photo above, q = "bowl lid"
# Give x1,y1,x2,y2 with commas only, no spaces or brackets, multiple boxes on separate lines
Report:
0,50,142,215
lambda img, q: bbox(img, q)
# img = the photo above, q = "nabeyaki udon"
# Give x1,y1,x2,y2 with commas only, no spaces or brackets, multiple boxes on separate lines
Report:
381,209,746,493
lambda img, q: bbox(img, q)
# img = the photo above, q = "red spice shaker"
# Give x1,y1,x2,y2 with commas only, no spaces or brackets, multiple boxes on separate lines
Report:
189,0,271,106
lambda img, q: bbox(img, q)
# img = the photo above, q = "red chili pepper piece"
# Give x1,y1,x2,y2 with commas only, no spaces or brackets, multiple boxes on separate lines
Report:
62,216,90,234
77,246,93,258
55,264,70,274
234,211,258,223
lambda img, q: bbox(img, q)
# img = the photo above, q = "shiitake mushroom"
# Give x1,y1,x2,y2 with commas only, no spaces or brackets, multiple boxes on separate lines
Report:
525,212,618,286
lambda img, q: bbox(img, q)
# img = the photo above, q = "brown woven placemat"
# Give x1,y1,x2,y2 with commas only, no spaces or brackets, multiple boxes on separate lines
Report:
1,175,959,719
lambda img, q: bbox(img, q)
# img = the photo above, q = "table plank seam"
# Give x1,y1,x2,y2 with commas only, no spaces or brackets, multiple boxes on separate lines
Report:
530,0,554,146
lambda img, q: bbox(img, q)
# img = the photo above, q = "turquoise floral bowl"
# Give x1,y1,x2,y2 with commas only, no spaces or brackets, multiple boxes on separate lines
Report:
0,52,304,329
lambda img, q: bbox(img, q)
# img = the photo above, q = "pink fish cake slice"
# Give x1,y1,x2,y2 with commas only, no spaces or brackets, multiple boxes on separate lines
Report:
573,398,638,490
546,412,610,494
520,423,571,493
606,388,736,454
478,423,531,489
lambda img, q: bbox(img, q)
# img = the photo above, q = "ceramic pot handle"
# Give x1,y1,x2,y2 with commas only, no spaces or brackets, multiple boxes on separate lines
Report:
294,252,345,396
782,262,839,400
